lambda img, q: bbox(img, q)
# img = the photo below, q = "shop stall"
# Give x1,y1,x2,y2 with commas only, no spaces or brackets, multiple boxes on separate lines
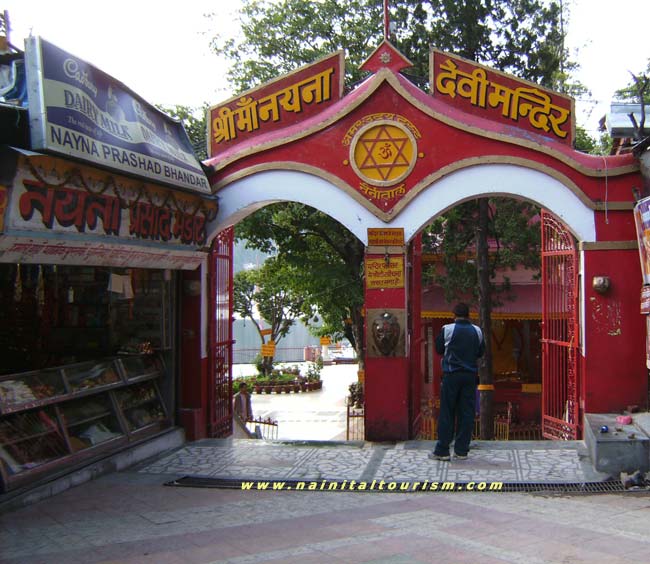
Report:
0,35,217,493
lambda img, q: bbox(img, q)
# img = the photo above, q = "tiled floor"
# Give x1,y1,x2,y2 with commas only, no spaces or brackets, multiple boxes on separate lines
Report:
139,438,608,484
2,438,650,563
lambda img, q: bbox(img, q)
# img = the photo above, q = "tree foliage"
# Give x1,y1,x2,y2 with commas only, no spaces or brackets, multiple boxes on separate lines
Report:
156,104,208,160
211,0,577,95
423,198,540,307
235,203,365,356
614,59,650,104
210,0,383,93
613,59,650,140
233,256,309,374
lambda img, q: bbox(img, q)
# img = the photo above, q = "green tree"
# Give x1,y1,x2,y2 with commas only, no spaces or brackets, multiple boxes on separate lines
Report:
614,59,650,104
156,104,208,160
212,0,578,94
424,198,541,304
233,256,310,374
235,203,365,361
613,59,650,140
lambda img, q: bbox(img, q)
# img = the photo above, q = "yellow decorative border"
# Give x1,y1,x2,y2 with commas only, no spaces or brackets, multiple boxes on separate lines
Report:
212,68,638,179
422,310,541,320
387,154,610,218
211,69,638,222
579,241,638,251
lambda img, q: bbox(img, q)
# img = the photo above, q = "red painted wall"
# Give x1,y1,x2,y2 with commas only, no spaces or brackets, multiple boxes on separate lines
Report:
364,356,410,439
364,252,410,441
178,268,208,441
582,248,647,413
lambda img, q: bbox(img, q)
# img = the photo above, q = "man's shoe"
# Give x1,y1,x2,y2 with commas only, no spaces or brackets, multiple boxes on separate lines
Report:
428,453,451,461
454,453,468,460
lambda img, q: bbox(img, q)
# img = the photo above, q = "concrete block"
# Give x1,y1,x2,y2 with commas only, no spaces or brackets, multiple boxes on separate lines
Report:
584,413,650,475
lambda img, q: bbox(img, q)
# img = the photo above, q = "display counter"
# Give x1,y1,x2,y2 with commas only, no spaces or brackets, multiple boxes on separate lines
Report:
0,354,169,492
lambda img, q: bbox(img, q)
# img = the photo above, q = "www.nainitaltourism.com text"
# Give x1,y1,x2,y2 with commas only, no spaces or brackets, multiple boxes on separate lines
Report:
241,480,503,492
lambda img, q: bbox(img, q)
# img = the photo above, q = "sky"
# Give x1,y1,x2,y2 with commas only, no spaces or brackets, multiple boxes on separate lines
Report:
3,0,649,135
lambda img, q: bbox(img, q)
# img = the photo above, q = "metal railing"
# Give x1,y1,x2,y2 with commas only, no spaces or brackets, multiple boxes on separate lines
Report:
245,417,279,440
346,398,364,441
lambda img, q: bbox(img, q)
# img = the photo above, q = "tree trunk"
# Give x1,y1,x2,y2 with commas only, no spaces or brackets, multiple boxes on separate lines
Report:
477,198,494,439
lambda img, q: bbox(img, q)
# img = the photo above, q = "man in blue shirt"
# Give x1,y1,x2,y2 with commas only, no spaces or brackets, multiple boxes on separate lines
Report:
429,303,485,461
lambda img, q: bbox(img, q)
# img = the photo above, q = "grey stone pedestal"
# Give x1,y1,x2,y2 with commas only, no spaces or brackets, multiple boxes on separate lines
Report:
584,413,650,475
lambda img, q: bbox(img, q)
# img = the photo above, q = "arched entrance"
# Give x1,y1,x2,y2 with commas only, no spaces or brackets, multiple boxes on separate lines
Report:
195,41,646,442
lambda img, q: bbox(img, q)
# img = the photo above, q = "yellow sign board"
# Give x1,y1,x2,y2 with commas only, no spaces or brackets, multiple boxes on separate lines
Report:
367,228,405,247
260,328,273,336
365,256,405,289
261,344,276,356
320,336,332,345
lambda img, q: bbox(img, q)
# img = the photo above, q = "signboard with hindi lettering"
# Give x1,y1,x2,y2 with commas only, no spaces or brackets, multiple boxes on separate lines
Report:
0,152,217,269
430,49,574,146
367,228,405,247
365,256,405,289
24,37,210,193
208,51,345,157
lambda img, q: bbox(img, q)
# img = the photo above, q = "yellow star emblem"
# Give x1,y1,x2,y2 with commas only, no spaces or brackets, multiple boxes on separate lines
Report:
351,122,416,186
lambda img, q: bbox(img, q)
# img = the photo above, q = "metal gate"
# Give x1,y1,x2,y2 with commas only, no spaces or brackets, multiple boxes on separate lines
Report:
207,227,234,437
541,210,580,440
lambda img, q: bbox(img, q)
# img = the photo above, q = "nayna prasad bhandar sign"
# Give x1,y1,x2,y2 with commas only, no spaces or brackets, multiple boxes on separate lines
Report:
24,37,210,193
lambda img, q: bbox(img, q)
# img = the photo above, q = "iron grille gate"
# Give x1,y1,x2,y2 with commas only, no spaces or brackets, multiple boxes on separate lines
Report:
208,227,234,438
541,210,580,440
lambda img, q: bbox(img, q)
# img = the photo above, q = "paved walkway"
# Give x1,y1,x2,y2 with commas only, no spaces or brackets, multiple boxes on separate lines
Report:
142,438,608,486
235,363,357,441
3,363,650,563
2,438,650,564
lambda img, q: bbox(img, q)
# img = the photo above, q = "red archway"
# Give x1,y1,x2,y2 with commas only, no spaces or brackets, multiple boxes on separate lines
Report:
196,40,646,442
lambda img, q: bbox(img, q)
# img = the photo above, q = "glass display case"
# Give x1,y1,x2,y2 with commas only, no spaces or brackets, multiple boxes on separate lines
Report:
0,368,67,413
0,354,170,492
0,406,69,476
59,393,124,452
64,360,121,393
115,381,167,433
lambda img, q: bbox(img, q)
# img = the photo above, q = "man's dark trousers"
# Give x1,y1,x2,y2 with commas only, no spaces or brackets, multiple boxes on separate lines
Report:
434,371,476,457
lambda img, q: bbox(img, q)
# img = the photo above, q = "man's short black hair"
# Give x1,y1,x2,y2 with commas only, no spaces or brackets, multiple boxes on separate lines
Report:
453,302,470,318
